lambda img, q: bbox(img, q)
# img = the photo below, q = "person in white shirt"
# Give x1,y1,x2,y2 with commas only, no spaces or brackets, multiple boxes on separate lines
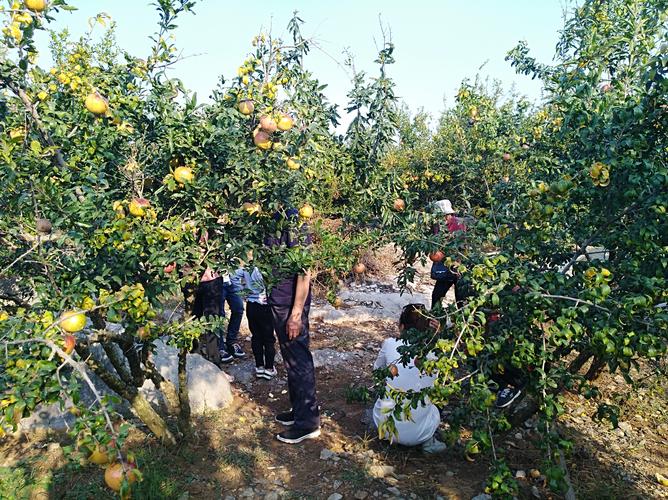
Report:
237,266,277,379
373,303,446,453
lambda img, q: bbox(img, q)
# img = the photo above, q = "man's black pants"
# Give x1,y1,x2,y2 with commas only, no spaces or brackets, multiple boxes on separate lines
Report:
270,302,320,430
491,364,527,390
247,301,276,369
432,277,466,308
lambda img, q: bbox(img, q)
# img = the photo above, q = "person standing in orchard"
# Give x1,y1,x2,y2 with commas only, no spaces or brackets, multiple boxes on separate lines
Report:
219,269,246,362
430,199,467,309
181,228,227,368
237,261,277,380
265,208,320,444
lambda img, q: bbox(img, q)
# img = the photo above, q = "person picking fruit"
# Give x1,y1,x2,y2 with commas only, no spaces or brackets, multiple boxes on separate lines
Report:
372,303,446,454
430,199,467,309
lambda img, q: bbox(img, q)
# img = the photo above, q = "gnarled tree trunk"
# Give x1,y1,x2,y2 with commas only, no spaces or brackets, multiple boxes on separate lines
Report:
177,347,191,438
76,343,178,447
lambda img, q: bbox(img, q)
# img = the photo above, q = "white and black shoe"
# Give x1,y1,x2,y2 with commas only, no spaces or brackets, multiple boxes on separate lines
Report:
219,350,234,363
255,367,265,378
495,386,522,408
261,367,277,380
276,427,321,444
275,410,295,426
230,343,246,358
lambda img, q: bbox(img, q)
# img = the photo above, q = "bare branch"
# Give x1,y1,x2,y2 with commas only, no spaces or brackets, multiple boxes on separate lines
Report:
1,78,67,169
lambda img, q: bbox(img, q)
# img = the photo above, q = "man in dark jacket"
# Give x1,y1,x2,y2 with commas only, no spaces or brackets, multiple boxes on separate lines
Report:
265,208,320,444
430,199,467,309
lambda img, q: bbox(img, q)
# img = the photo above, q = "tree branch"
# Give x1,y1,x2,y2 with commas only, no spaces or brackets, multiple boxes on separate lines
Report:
1,78,67,169
540,293,611,313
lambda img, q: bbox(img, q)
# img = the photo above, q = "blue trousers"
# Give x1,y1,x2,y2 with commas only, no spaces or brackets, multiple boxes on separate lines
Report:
221,281,244,352
270,302,320,430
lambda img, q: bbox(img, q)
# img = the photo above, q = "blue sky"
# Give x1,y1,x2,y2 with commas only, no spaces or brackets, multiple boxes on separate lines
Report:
35,1,573,125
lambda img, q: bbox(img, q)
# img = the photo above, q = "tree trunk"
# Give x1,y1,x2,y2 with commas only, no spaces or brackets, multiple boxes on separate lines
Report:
124,340,146,387
76,344,178,447
568,350,593,374
585,356,606,381
102,343,134,386
145,357,180,416
128,391,177,447
177,347,191,438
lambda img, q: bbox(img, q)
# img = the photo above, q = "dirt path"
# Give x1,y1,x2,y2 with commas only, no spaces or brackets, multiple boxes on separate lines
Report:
2,277,668,499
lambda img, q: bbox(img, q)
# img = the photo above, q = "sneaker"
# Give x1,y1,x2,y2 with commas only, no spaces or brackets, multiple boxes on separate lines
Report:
276,427,321,444
275,410,295,426
255,367,265,378
495,386,522,408
421,436,447,454
230,343,246,358
261,367,277,380
219,350,234,363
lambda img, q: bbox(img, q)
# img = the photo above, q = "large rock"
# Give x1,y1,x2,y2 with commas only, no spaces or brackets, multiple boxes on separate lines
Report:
19,401,75,435
310,288,432,324
140,339,233,413
20,338,232,435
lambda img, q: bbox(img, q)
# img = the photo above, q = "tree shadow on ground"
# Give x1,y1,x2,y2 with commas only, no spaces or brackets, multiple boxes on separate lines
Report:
2,337,667,499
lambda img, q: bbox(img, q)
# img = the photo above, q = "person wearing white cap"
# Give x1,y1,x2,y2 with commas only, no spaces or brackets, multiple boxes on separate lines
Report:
433,199,455,216
430,199,467,308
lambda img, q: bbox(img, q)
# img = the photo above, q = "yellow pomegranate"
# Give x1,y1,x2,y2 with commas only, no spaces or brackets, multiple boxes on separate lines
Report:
242,202,261,215
128,198,150,217
393,198,406,212
238,99,254,115
104,462,137,492
353,263,366,274
253,131,272,150
259,115,277,133
25,0,47,12
277,114,294,131
286,157,300,170
590,162,602,179
85,92,108,115
59,311,86,333
173,166,194,185
299,204,314,219
89,447,110,465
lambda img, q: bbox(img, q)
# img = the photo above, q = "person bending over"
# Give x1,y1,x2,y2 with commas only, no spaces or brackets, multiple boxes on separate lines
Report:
373,303,446,453
430,199,467,309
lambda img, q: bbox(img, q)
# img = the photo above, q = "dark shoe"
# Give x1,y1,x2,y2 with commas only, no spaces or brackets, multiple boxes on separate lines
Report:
219,350,234,363
276,427,321,444
495,386,522,408
230,343,246,358
275,410,295,426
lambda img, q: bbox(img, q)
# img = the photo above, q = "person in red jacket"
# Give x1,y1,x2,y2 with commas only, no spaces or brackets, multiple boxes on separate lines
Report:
430,199,467,309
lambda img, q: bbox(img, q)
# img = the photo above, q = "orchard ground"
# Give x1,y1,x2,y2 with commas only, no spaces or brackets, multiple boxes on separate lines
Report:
1,250,667,499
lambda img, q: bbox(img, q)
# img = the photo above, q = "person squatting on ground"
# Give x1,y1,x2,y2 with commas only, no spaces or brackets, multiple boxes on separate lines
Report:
265,208,320,444
373,303,447,454
485,310,526,408
219,269,246,362
238,265,277,380
430,199,467,309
